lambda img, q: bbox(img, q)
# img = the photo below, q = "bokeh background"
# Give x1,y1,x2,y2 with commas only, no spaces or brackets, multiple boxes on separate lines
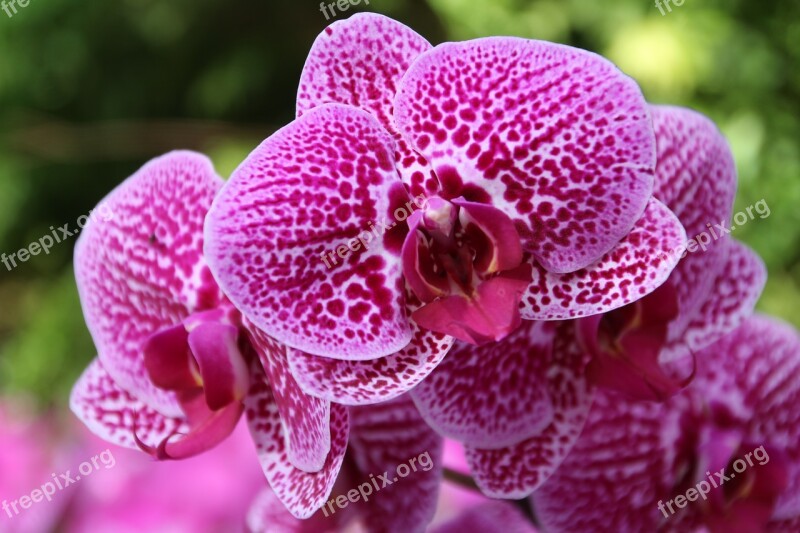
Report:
0,0,797,529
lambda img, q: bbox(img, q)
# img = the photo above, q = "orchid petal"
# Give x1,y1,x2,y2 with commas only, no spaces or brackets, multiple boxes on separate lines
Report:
297,13,436,198
246,487,341,533
288,294,454,405
410,320,556,448
205,104,412,360
520,198,686,320
244,359,349,519
74,151,224,417
395,37,655,273
463,322,593,497
187,321,249,411
70,358,188,450
349,395,443,533
246,321,332,473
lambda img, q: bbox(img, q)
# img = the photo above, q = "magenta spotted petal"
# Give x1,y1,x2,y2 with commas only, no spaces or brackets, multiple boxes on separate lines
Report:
205,104,412,360
520,198,686,320
462,322,593,497
432,501,540,533
75,151,224,416
287,293,454,406
71,359,189,450
410,321,557,449
348,395,443,533
297,14,435,198
394,37,656,274
244,359,349,519
246,321,333,473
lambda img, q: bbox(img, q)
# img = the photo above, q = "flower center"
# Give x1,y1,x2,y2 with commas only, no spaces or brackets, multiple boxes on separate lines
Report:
401,196,531,345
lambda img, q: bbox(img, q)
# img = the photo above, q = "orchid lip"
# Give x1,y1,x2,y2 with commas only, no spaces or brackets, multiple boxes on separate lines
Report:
402,196,530,344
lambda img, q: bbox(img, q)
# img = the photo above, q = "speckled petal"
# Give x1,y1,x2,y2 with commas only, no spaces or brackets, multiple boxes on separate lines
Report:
532,389,677,532
205,104,412,361
674,239,766,357
70,358,188,450
349,395,443,533
520,198,686,321
463,322,593,498
288,294,454,405
650,105,738,337
395,37,655,273
246,320,332,473
410,320,556,448
244,359,349,519
75,151,224,417
297,13,436,198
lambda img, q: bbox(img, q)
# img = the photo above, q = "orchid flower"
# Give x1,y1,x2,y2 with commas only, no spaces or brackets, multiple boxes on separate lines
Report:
533,315,800,532
203,13,685,413
69,152,351,519
407,105,767,500
247,395,443,533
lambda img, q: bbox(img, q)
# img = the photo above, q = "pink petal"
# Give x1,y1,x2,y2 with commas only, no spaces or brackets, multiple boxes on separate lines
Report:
532,389,676,532
297,13,436,198
70,358,188,450
288,293,454,405
432,501,540,533
395,37,655,273
244,359,349,520
651,105,736,241
464,321,593,497
74,151,224,417
671,239,766,357
520,198,686,320
348,395,443,533
246,487,341,533
246,321,332,473
410,320,556,448
205,104,412,360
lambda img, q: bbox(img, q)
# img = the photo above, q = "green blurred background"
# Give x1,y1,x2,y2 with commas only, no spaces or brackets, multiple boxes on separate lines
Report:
0,0,798,408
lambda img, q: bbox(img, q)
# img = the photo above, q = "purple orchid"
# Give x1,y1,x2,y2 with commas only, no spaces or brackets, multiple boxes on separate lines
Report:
407,105,767,499
203,13,685,413
69,152,352,519
532,315,800,532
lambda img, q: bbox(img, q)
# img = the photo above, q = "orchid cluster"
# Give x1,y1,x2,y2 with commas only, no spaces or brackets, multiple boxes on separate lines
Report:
69,13,799,532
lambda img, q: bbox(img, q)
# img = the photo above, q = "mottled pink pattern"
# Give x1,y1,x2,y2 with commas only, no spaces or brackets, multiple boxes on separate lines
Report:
75,151,224,416
297,13,435,199
533,316,800,532
666,238,765,360
464,322,592,497
244,359,349,519
520,198,686,320
246,320,332,473
70,359,188,450
288,315,453,405
395,37,655,273
205,104,411,360
349,395,443,533
410,321,555,448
